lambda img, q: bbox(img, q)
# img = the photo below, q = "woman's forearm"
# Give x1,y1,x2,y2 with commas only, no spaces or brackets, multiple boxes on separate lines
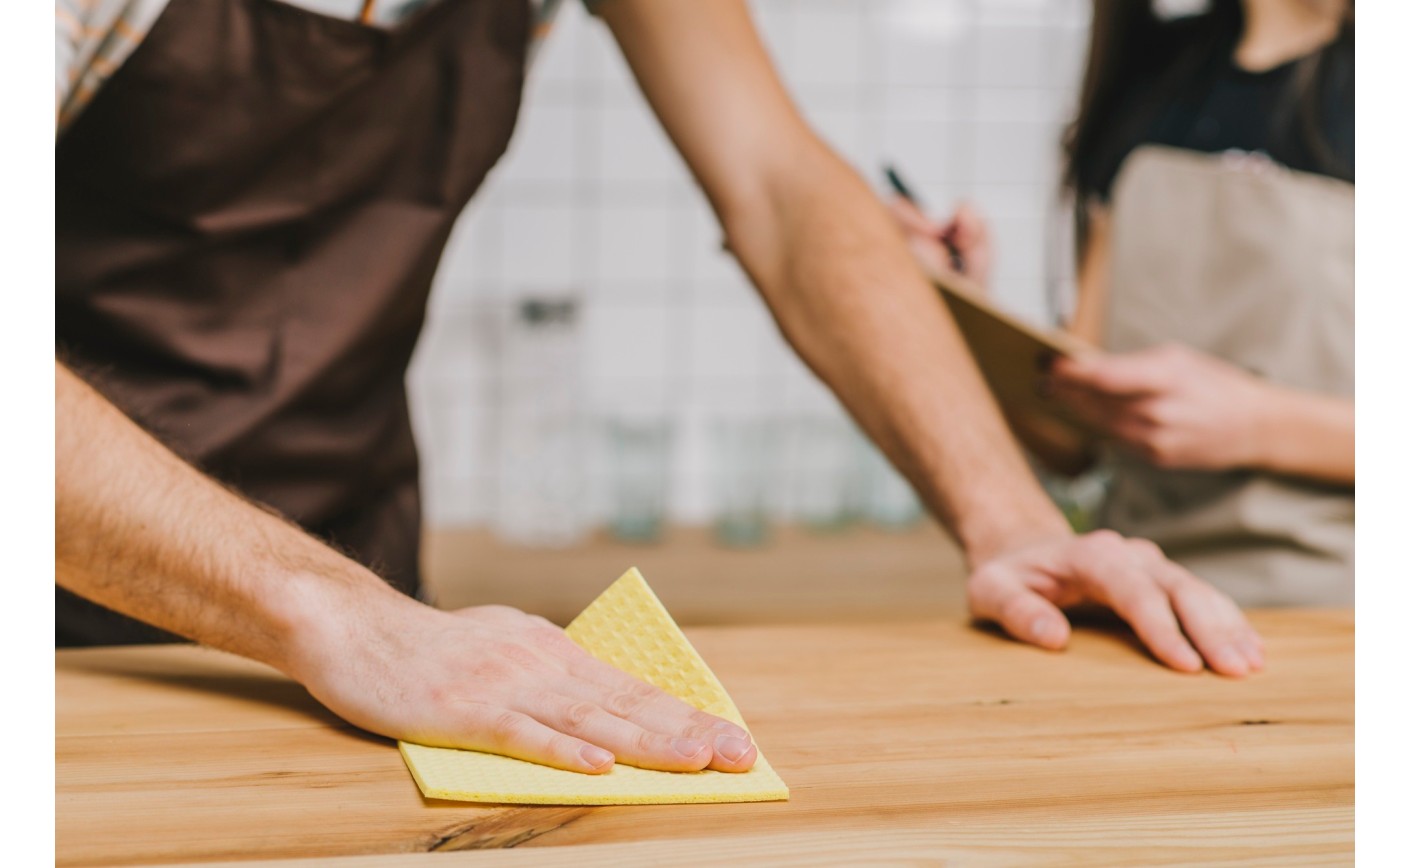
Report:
1255,386,1354,484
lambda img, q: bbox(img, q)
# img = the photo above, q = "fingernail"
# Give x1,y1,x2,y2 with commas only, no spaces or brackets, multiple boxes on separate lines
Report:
1240,638,1265,670
1031,617,1061,646
1214,647,1249,677
672,738,708,760
713,720,747,736
579,744,614,770
714,735,752,764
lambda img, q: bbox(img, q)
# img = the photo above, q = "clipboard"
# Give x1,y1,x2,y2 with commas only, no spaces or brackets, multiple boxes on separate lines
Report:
933,275,1097,455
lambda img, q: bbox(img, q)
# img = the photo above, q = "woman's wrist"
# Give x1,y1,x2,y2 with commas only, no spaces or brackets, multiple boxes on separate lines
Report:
1246,383,1289,473
1246,384,1354,482
1246,382,1337,477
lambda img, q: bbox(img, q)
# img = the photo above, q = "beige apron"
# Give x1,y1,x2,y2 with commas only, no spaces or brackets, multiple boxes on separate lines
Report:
1099,145,1354,607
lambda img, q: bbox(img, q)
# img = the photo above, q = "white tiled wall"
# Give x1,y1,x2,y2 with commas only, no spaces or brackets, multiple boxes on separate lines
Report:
409,0,1091,530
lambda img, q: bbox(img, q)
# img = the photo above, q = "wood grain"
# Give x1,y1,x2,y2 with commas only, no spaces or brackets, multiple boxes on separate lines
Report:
56,609,1352,866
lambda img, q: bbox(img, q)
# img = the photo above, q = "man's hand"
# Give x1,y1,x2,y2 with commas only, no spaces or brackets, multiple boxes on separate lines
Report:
967,530,1265,677
598,0,1263,676
288,587,757,774
1049,344,1275,471
57,362,755,775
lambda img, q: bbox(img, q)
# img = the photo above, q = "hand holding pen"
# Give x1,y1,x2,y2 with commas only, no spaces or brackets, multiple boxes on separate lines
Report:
883,164,993,290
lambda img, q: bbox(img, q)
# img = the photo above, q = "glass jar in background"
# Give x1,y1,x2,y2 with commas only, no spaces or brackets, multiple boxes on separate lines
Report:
493,296,590,548
783,414,863,533
858,438,925,531
710,415,779,548
604,412,674,544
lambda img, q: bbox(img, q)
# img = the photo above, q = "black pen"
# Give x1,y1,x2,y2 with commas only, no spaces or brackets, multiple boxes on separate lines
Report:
883,163,965,274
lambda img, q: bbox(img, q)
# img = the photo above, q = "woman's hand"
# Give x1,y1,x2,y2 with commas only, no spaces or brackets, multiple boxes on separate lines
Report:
1049,343,1278,471
887,197,993,290
288,585,758,775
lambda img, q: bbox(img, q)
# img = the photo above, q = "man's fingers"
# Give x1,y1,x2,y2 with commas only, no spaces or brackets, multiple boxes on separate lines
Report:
563,653,749,737
557,654,757,771
1069,534,1203,672
969,569,1071,650
1107,586,1204,673
518,694,717,773
453,704,618,774
1163,564,1264,677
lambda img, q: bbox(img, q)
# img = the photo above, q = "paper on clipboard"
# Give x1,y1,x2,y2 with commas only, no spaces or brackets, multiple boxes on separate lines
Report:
933,275,1097,455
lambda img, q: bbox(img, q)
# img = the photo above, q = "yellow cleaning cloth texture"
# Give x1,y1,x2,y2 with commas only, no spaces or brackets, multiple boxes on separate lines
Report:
399,568,789,805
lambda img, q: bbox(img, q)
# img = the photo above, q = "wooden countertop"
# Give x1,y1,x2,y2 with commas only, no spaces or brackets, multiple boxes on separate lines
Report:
56,608,1353,866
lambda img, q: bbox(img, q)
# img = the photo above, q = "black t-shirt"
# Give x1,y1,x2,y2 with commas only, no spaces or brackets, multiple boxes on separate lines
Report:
1091,33,1354,200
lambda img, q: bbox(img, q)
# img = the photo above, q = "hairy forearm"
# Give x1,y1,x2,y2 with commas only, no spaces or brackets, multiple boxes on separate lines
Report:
55,361,399,670
1255,385,1354,484
600,0,1067,562
722,145,1069,562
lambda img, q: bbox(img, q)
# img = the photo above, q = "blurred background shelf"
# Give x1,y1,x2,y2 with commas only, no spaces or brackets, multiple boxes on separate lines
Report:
424,520,968,627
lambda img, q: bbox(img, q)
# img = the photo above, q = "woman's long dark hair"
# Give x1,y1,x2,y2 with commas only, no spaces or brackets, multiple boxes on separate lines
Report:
1062,0,1354,241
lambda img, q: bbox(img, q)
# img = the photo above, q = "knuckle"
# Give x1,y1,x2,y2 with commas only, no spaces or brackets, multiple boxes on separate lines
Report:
633,729,661,756
605,680,658,719
562,701,597,733
495,640,546,672
1129,538,1164,560
1083,529,1123,557
683,722,728,743
548,732,584,762
1127,591,1177,628
1166,569,1204,598
691,709,736,732
491,710,527,743
469,655,511,683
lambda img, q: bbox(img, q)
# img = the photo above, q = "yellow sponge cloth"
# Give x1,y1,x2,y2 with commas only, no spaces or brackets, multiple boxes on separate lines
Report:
399,568,789,805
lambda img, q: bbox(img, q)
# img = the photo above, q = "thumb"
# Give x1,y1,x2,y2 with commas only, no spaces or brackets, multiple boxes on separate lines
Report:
969,573,1072,651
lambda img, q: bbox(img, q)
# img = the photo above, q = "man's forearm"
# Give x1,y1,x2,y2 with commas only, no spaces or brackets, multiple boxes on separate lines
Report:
721,144,1070,563
55,361,396,670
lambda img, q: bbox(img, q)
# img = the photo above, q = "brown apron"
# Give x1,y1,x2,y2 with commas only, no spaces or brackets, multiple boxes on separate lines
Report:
55,0,530,645
1099,145,1354,607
